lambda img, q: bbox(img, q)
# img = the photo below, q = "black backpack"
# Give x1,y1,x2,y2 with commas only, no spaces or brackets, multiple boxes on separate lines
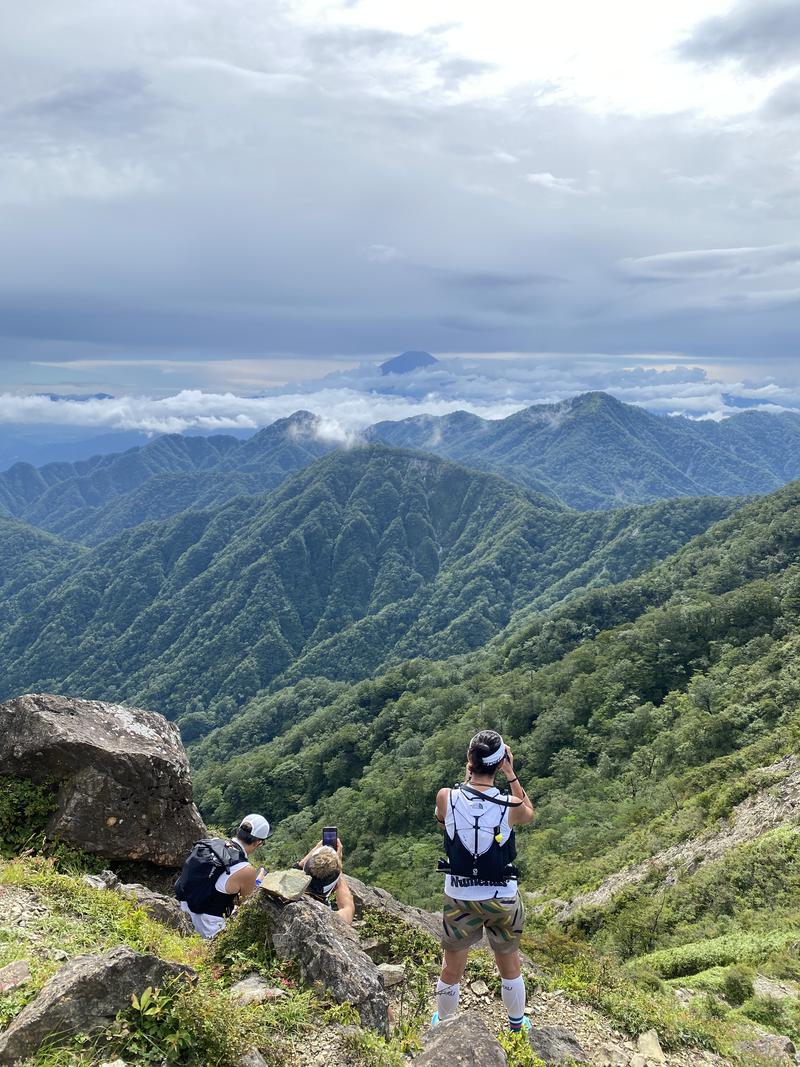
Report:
174,838,246,918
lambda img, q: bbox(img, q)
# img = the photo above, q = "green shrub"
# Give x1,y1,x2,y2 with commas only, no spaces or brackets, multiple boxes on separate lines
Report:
0,777,57,858
739,994,791,1032
722,965,755,1007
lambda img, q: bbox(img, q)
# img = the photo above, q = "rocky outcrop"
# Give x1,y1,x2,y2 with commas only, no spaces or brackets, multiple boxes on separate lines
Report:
0,946,193,1064
257,893,390,1035
117,883,193,935
414,1013,507,1066
0,693,205,866
347,875,442,941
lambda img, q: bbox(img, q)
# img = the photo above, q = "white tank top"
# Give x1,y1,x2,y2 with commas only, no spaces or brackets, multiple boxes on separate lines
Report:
444,786,517,901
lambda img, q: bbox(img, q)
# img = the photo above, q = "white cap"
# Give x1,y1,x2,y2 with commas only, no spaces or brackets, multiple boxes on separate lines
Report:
240,813,271,840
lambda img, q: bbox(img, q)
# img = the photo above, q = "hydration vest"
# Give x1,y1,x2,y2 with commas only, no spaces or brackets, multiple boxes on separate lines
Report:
174,838,247,917
442,785,520,889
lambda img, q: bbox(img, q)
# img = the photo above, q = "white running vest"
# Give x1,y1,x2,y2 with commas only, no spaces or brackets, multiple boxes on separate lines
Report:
444,786,517,901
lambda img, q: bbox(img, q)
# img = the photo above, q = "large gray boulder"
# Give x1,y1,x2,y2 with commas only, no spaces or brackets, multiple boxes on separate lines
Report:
0,693,205,866
257,894,389,1035
414,1013,507,1066
0,946,192,1064
529,1024,588,1065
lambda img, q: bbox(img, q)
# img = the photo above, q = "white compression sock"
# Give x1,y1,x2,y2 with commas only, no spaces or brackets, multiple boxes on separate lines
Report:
436,979,460,1020
501,975,526,1029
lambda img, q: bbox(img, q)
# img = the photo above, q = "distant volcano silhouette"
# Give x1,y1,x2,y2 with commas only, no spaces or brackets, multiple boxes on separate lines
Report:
379,351,438,375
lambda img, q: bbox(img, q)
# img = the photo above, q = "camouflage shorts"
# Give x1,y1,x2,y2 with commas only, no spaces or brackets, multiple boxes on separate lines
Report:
441,893,525,954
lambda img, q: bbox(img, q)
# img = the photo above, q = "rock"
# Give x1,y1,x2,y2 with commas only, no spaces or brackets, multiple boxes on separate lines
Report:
629,1056,647,1067
529,1024,588,1066
257,868,311,902
0,693,205,866
470,978,490,996
346,875,442,942
377,962,406,988
0,945,193,1064
82,874,111,890
99,1061,130,1067
415,1013,507,1066
117,883,193,934
637,1029,665,1064
237,1051,269,1067
737,1033,797,1061
257,894,389,1035
229,974,287,1005
0,959,30,992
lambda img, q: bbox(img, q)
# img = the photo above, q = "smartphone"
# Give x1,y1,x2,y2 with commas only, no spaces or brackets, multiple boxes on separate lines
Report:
322,826,338,850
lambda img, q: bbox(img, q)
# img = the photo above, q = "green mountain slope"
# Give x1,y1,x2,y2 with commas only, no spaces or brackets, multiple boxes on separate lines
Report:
367,392,800,508
0,447,733,724
0,518,85,606
187,478,800,920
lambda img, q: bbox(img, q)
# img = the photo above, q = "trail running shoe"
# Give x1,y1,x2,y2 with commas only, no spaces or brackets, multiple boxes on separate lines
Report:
430,1011,440,1027
509,1016,532,1033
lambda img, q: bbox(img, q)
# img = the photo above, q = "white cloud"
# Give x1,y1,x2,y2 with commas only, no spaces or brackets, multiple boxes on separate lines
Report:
621,244,800,281
5,355,800,439
524,172,583,194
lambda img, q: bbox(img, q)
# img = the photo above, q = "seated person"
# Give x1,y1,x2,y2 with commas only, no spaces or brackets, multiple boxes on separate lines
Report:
295,837,355,924
175,813,271,938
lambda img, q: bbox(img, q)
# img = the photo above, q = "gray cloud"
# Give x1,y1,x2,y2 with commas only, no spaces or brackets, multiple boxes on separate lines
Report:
679,0,800,72
0,1,798,369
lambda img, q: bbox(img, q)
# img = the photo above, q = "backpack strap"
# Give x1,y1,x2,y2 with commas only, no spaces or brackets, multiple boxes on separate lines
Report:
458,784,524,808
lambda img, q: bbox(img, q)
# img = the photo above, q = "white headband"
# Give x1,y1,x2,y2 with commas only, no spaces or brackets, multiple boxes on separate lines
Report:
473,734,506,766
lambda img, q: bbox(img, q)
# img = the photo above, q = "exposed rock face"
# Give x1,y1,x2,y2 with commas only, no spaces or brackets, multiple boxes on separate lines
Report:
529,1024,589,1065
0,693,205,866
415,1013,507,1066
0,946,192,1064
257,894,389,1035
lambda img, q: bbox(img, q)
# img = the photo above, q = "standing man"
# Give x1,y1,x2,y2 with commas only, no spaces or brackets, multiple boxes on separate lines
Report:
433,731,535,1032
175,813,271,938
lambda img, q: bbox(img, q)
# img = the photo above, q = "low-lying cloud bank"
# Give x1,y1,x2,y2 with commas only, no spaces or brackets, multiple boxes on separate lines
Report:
2,358,800,437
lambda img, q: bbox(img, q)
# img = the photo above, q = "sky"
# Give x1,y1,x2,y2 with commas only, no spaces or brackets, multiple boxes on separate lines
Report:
1,0,799,430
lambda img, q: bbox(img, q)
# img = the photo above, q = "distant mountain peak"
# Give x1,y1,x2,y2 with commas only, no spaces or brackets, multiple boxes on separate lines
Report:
379,351,438,375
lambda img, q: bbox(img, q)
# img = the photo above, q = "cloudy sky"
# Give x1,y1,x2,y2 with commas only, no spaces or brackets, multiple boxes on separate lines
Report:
1,0,799,428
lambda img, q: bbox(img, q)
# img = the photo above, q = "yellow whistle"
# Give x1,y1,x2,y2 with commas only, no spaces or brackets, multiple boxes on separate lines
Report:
495,833,503,843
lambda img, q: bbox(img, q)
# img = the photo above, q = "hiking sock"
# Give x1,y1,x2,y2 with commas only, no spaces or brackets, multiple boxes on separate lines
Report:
501,975,526,1030
435,979,460,1021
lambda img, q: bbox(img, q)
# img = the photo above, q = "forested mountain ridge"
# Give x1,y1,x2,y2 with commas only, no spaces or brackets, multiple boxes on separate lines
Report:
0,413,331,545
4,394,800,547
367,392,800,508
0,446,734,726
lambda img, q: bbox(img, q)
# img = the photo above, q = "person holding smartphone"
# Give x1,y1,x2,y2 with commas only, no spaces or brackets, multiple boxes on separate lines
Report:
433,731,535,1032
295,829,355,925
